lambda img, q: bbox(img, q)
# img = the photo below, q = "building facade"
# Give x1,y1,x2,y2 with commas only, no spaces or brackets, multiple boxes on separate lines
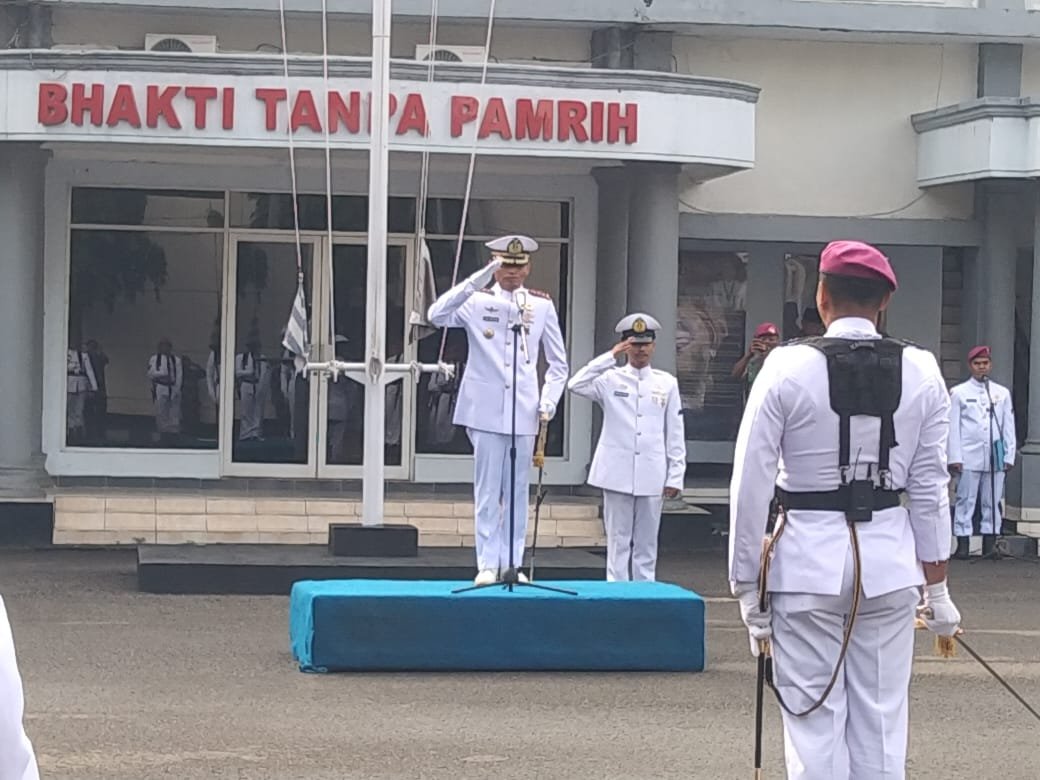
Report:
2,0,1040,546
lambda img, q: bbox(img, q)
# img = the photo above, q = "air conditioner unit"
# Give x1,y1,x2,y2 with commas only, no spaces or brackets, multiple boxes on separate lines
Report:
414,44,486,64
145,34,218,54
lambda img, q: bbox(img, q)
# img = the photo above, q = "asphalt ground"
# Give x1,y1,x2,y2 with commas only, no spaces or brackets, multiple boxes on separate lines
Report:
1,548,1038,779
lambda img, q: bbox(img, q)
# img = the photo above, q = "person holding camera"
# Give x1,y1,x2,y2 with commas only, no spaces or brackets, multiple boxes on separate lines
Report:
732,322,781,401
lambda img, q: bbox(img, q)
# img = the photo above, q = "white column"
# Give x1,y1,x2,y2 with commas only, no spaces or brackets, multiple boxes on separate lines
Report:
361,0,392,526
0,144,47,496
626,163,680,374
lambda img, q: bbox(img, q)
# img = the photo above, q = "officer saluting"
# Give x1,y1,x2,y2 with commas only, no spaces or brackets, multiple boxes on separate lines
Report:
568,313,686,582
427,235,569,586
730,241,961,779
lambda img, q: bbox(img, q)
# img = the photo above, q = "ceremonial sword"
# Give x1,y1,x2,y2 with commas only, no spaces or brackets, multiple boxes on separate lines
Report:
528,417,549,581
954,633,1040,722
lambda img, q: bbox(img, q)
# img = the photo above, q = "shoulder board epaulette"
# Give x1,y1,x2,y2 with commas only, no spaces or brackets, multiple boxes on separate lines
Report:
528,289,552,300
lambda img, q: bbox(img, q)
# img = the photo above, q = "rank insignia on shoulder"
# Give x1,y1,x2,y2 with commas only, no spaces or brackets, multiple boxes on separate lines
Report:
528,289,552,300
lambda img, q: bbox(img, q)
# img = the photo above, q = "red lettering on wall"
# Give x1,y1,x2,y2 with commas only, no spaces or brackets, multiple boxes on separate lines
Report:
477,97,512,140
329,91,361,134
607,103,638,144
515,99,553,141
37,84,69,126
145,86,181,129
450,96,479,137
255,88,287,131
221,88,235,130
557,101,588,143
589,101,604,143
71,84,105,127
395,93,427,136
290,90,322,133
184,86,218,130
105,84,142,128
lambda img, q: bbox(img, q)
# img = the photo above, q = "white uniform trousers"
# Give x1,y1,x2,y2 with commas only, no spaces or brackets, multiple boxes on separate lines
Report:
467,429,535,573
953,469,1005,536
771,549,919,780
0,597,39,780
602,490,663,582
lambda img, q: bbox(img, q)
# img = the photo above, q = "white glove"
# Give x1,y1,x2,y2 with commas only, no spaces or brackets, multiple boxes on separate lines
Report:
468,258,501,290
735,585,772,657
917,581,961,637
538,400,556,421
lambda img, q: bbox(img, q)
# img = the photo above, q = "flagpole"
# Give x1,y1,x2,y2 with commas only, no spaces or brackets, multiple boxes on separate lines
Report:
362,0,392,526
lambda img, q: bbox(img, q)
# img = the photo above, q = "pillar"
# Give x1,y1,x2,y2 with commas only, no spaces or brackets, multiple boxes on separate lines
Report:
626,162,680,375
1017,185,1040,535
976,183,1018,389
0,144,48,497
592,168,631,354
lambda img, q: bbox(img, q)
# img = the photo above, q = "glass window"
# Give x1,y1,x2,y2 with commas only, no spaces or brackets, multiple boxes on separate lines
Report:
71,188,224,228
415,238,568,457
676,251,748,442
425,199,569,239
782,254,824,340
227,193,415,233
67,230,223,449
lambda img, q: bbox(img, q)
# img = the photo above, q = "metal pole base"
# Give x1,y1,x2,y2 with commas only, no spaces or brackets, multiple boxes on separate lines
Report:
452,569,578,596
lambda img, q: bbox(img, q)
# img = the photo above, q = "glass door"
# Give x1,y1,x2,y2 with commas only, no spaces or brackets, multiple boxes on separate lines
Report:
317,239,413,479
222,236,320,477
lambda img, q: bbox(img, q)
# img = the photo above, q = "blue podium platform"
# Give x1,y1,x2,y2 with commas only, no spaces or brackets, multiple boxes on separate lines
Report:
289,579,706,672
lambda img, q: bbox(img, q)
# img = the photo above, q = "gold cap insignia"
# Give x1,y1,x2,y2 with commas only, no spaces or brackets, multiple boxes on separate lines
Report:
507,238,524,255
633,318,647,334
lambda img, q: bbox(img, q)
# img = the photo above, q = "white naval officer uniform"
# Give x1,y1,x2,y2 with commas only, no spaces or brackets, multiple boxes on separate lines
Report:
427,236,568,579
235,350,270,441
567,314,686,582
66,348,98,437
0,597,39,780
730,317,952,780
949,376,1016,536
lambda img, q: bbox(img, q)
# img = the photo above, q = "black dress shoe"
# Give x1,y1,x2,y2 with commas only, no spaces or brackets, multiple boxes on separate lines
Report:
954,536,970,560
982,534,997,557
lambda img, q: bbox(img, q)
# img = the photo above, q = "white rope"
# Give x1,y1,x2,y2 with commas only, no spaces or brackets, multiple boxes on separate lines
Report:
436,0,498,362
320,0,337,355
415,0,439,243
276,0,305,278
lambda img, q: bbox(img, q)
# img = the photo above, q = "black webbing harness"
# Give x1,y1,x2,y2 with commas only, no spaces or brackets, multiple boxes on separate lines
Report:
760,336,909,719
775,336,907,519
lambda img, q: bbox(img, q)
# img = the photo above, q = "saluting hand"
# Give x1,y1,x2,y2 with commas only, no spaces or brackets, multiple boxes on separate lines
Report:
612,339,632,358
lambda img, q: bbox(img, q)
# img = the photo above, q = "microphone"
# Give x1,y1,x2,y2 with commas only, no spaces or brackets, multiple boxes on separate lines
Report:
514,291,531,364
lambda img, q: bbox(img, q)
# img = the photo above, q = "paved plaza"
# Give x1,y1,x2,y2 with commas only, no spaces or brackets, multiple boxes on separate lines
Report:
1,547,1037,779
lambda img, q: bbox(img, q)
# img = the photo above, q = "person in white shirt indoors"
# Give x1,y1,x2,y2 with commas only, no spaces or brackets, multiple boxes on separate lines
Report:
427,235,569,586
146,338,183,446
729,240,961,780
567,313,686,582
948,345,1017,560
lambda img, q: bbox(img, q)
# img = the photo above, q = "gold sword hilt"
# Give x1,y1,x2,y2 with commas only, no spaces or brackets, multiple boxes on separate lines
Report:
533,417,549,468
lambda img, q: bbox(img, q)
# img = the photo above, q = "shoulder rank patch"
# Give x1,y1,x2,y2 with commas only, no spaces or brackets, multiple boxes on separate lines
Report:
528,289,552,301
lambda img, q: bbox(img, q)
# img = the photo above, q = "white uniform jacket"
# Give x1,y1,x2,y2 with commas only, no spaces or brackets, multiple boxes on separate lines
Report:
948,377,1016,471
427,263,568,437
729,317,952,599
66,350,98,395
147,354,183,398
568,351,686,496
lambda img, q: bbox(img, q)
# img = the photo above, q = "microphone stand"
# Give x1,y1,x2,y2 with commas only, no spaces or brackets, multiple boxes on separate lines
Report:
454,297,575,597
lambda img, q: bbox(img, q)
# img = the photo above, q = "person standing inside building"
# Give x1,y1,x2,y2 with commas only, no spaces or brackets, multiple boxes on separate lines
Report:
235,333,269,442
84,339,108,444
146,338,182,446
0,596,38,780
731,322,780,400
66,342,97,445
949,345,1016,559
427,235,569,586
567,313,686,582
730,240,960,779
